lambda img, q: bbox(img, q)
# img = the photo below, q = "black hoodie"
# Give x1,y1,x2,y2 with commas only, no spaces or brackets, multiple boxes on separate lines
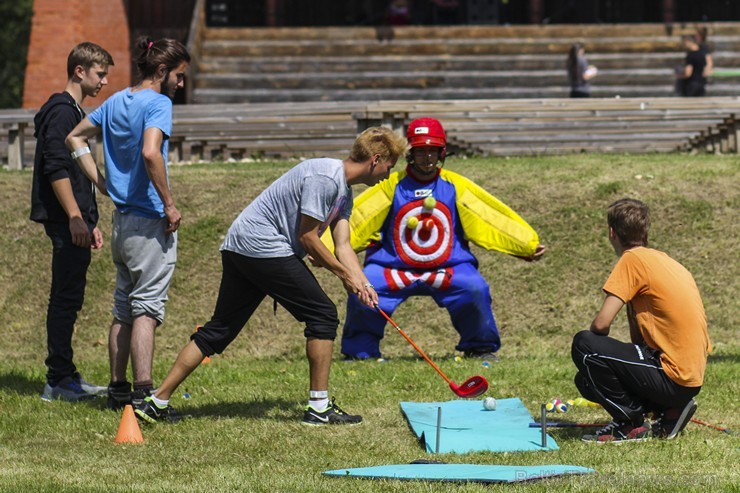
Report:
30,91,98,228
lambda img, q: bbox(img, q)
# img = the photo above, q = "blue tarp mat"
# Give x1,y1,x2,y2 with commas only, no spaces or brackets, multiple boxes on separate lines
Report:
400,398,559,453
323,463,595,483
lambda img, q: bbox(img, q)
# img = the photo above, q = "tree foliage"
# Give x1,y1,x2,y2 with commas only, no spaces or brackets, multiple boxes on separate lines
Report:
0,0,33,109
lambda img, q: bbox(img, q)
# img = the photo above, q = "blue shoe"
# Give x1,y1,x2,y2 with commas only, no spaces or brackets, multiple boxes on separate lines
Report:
41,376,97,402
342,352,375,361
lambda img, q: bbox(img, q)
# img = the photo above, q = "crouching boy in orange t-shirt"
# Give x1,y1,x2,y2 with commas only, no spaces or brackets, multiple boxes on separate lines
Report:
572,198,711,443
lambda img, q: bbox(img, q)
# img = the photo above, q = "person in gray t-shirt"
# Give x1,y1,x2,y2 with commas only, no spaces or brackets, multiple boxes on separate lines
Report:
135,127,409,426
567,43,598,98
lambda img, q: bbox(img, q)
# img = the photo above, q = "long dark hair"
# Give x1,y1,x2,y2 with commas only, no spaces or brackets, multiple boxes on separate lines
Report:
133,36,190,83
566,42,583,81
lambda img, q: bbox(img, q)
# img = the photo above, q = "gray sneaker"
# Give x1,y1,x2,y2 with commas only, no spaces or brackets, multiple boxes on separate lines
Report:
41,376,97,402
74,373,107,396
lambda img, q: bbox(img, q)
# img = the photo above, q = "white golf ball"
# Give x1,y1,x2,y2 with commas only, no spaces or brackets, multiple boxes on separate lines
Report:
483,397,497,411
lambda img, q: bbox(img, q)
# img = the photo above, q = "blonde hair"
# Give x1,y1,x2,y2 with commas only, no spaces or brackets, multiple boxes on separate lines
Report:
350,127,409,163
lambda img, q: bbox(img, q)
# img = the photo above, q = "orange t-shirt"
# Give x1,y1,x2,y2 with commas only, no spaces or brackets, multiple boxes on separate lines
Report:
603,247,711,387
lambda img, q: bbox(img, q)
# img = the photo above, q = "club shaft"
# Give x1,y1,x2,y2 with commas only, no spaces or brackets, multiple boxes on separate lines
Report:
376,307,453,385
691,418,732,433
530,422,606,428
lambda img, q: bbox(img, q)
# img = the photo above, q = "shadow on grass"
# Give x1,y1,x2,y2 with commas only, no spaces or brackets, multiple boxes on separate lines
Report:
707,353,740,363
187,397,301,422
0,370,44,396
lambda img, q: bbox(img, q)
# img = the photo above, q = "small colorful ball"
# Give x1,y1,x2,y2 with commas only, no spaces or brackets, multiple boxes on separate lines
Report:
483,397,497,411
423,196,437,210
422,218,435,231
454,356,462,362
555,401,568,413
545,401,556,412
406,216,419,229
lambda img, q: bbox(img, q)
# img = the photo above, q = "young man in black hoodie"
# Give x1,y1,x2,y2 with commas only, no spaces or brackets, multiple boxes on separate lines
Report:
30,42,114,402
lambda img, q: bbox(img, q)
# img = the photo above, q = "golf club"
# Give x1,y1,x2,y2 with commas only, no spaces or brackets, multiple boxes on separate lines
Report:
529,422,606,428
530,419,733,434
691,418,733,434
376,306,488,398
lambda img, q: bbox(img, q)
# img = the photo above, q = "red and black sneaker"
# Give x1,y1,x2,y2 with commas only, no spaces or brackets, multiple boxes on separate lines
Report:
582,420,652,444
654,399,697,439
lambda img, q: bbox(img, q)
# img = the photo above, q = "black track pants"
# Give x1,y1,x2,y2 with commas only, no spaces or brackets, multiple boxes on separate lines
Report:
571,330,700,425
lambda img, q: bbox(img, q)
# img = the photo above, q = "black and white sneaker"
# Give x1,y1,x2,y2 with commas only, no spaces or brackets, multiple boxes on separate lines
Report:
302,398,362,425
134,396,181,424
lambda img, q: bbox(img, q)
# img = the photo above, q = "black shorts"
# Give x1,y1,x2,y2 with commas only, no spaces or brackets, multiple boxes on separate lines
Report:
192,250,339,355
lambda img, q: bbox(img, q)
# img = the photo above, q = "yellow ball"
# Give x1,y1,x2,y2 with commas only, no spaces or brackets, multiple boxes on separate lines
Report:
406,216,419,229
423,196,437,210
545,401,555,412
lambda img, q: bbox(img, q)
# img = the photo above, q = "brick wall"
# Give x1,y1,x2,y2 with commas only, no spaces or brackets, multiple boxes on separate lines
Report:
22,0,131,109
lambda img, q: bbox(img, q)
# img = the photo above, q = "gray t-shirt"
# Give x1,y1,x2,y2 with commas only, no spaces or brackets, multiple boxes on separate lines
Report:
221,157,353,259
570,56,590,93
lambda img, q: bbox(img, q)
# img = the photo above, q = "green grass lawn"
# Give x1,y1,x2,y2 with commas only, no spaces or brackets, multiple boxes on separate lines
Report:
0,154,737,492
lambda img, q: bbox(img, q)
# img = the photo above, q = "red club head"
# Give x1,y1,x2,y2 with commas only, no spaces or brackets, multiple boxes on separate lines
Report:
449,375,488,398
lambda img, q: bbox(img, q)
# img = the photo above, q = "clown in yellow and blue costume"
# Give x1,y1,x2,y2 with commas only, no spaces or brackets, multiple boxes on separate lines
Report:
339,118,547,360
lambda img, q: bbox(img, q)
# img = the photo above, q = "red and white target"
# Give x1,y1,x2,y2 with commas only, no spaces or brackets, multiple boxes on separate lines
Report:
393,200,453,268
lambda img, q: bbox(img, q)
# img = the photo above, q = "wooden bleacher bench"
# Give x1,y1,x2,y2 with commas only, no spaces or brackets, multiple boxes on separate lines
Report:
193,23,740,104
0,109,35,170
353,97,740,156
4,97,739,168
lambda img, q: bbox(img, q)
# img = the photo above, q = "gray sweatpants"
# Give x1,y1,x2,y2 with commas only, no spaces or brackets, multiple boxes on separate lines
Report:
111,210,177,325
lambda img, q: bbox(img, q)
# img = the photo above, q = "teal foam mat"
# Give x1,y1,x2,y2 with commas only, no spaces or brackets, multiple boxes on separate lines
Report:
323,463,595,483
400,398,558,453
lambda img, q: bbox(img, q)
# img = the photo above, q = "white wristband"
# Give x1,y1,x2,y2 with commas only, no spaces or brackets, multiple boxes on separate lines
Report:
70,146,91,159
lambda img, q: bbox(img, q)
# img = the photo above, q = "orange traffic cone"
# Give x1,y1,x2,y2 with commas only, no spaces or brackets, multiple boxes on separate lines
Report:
115,404,144,444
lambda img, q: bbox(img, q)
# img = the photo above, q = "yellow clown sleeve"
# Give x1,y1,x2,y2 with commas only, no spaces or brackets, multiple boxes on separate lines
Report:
442,170,539,257
348,170,405,252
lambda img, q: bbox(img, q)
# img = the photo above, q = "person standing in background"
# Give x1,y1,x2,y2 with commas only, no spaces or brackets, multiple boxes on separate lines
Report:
676,35,707,97
66,37,190,410
567,43,598,98
31,42,114,402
